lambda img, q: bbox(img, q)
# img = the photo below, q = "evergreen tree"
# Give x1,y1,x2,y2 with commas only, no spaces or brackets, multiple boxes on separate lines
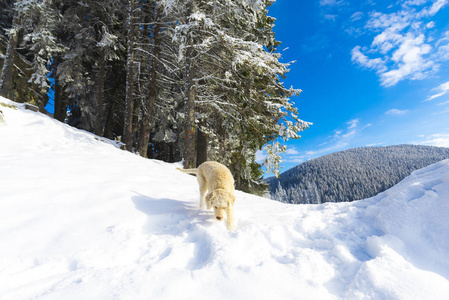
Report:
1,0,311,196
1,0,53,106
172,0,310,190
0,0,19,99
51,0,125,130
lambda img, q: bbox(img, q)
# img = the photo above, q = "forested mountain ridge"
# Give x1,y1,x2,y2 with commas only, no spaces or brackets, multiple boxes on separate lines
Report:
267,144,449,204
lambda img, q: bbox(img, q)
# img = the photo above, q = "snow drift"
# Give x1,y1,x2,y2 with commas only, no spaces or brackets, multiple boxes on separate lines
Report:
1,96,449,300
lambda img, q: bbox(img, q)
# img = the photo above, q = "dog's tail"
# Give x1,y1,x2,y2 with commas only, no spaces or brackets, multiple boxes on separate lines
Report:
177,167,198,175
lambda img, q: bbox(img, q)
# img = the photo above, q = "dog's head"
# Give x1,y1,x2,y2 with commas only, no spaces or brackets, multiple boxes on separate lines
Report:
206,189,235,221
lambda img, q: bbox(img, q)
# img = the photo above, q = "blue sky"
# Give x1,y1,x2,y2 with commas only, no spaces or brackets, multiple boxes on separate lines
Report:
264,0,449,174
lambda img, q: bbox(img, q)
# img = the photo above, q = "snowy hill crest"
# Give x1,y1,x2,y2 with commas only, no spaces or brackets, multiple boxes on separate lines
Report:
1,96,449,300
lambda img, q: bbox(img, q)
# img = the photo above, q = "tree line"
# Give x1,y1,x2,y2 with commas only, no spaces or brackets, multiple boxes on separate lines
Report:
0,0,310,194
267,145,449,203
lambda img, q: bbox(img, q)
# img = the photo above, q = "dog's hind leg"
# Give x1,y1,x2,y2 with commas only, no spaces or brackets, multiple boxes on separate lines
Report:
197,173,208,210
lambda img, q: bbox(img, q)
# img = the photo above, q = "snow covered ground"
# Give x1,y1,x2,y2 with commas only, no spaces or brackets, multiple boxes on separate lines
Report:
1,96,449,300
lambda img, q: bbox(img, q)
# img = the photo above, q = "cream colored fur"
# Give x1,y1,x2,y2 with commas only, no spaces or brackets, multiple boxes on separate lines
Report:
178,161,236,230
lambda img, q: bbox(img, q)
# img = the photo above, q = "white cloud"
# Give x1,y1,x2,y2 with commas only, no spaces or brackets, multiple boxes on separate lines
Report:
420,0,449,17
351,11,364,22
320,0,342,6
418,133,449,147
351,46,387,71
346,119,359,129
404,0,428,6
433,108,449,114
284,119,375,166
305,150,318,156
288,157,306,164
285,147,299,155
324,14,337,21
300,142,349,162
255,149,266,163
319,0,344,23
309,119,364,156
371,30,404,54
427,91,447,101
342,130,357,138
366,142,384,147
351,1,449,87
434,31,449,61
365,10,411,31
319,119,363,147
281,147,306,164
426,81,449,101
385,108,410,115
426,21,436,28
377,33,435,86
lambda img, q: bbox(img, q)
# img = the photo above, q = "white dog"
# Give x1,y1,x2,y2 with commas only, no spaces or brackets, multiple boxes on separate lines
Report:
178,161,236,230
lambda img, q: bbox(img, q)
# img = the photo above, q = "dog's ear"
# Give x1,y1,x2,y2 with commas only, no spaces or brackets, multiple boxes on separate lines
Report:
229,192,236,205
205,191,215,203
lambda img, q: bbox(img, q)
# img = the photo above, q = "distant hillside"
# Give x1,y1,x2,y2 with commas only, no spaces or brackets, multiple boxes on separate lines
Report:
267,145,449,204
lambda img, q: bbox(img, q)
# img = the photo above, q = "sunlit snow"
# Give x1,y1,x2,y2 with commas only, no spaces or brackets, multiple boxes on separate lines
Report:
1,96,448,299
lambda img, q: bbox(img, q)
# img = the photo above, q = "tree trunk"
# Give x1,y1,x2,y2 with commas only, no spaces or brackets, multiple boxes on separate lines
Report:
123,0,135,151
95,48,106,136
53,56,68,122
183,50,196,168
0,17,18,99
196,128,207,167
183,2,196,169
104,100,115,139
53,78,64,121
138,6,161,158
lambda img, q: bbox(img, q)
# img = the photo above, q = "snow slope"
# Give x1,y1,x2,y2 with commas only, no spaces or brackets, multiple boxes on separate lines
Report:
1,96,449,300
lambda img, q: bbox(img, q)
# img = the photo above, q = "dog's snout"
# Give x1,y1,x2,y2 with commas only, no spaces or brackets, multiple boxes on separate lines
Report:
216,216,222,220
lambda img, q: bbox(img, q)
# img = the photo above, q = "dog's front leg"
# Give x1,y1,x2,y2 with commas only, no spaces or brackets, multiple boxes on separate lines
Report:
205,192,213,210
198,175,207,210
226,205,236,231
199,193,207,210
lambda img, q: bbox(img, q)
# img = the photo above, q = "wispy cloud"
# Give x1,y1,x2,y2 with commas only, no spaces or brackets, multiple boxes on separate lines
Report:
435,31,449,60
280,146,306,164
416,133,449,147
319,0,346,23
324,119,361,143
426,81,449,101
285,147,299,155
426,21,436,28
320,0,343,7
351,1,449,87
342,130,357,138
351,11,364,22
433,108,449,114
366,142,384,147
346,118,359,129
420,0,449,16
385,108,410,115
306,142,349,158
283,118,370,164
351,46,387,72
324,14,338,21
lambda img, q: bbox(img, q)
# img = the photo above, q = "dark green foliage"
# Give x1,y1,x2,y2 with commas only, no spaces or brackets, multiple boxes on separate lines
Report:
0,0,309,195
